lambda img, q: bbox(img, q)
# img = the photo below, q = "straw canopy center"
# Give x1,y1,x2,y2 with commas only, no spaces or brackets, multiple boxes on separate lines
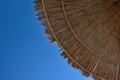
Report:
109,0,120,14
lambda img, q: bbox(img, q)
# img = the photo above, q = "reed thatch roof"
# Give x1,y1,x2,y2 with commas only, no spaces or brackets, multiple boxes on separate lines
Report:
34,0,120,80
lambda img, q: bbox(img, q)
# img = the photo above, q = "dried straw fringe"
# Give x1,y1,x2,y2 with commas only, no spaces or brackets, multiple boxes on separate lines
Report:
34,0,93,77
34,0,120,80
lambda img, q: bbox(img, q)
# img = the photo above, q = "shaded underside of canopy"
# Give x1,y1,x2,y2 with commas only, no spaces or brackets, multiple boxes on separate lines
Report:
34,0,120,80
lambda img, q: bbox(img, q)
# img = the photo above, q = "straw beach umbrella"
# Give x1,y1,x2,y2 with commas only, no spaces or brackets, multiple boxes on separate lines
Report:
34,0,120,80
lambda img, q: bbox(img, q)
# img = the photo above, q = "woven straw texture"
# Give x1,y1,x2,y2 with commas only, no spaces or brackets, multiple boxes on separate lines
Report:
34,0,120,80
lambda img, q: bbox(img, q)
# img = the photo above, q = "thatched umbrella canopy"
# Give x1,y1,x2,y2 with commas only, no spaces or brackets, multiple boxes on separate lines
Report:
34,0,120,80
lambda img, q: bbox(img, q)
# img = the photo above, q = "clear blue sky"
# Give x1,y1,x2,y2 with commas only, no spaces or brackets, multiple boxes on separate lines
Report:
0,0,93,80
